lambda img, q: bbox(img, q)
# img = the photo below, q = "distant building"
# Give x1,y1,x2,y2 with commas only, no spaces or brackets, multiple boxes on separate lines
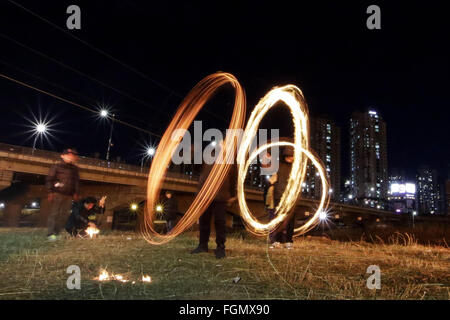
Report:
416,166,441,215
349,110,388,209
387,173,417,214
302,116,341,201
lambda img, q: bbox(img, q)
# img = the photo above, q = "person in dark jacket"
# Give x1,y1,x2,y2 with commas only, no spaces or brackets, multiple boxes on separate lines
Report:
269,146,296,249
190,143,237,259
65,196,106,237
45,148,80,241
163,190,178,232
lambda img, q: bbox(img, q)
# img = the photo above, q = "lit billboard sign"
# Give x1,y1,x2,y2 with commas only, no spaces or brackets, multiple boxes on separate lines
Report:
390,183,416,195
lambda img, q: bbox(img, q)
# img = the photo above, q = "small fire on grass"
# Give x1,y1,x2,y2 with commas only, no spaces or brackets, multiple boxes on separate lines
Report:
85,226,100,238
95,269,129,283
94,269,152,284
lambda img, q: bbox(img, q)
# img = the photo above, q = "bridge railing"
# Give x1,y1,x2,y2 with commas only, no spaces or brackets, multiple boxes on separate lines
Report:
0,142,145,172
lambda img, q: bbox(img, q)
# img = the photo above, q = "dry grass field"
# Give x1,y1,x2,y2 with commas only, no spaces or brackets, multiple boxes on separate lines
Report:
0,228,449,300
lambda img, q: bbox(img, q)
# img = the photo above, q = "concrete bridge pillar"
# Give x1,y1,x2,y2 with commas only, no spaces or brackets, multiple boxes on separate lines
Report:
0,170,13,192
3,203,22,227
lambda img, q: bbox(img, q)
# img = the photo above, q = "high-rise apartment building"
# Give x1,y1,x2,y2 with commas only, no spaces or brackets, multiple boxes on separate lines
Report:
349,110,388,209
416,166,441,214
302,116,341,201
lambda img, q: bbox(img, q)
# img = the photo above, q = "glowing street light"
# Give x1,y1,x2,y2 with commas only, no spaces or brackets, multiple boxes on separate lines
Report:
98,107,115,161
155,204,163,213
140,145,157,172
36,123,46,133
130,203,138,211
32,122,49,155
100,109,109,117
319,211,328,221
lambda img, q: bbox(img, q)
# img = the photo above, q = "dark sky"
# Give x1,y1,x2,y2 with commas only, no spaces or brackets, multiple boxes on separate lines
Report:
0,1,448,180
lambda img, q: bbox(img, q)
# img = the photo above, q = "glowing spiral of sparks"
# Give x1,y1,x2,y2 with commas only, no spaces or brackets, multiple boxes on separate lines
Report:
142,72,246,244
236,85,330,236
142,73,329,244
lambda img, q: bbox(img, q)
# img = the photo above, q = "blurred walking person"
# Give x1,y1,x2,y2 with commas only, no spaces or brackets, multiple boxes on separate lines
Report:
45,148,80,241
163,190,178,233
269,146,296,249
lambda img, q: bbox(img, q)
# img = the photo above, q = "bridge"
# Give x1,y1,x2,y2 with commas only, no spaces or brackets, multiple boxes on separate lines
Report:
0,142,415,230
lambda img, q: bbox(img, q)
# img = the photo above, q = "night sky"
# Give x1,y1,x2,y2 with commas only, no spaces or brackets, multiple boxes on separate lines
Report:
0,1,448,181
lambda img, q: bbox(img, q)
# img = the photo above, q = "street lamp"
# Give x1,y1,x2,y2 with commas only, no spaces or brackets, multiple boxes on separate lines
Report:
100,109,115,162
140,146,156,172
32,122,47,155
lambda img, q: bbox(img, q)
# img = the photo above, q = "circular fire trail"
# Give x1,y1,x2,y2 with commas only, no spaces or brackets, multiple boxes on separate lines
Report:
236,85,330,236
141,72,246,244
142,73,330,244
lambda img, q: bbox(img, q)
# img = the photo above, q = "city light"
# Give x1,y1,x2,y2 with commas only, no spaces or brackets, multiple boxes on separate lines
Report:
26,116,54,154
130,203,138,211
155,204,163,213
413,211,417,216
140,144,157,172
36,123,47,133
348,194,353,199
31,202,38,208
0,203,4,209
319,211,328,221
100,109,109,117
97,106,115,161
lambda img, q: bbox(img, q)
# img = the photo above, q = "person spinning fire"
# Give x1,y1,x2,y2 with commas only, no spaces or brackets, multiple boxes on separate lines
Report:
65,196,106,237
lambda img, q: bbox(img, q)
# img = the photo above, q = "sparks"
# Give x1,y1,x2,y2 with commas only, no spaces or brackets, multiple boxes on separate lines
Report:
236,85,330,237
85,226,100,238
142,72,246,245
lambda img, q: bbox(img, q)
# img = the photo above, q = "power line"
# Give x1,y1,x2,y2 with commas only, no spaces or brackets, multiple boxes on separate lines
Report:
7,0,181,99
0,32,171,119
5,0,228,123
0,58,162,132
0,71,162,138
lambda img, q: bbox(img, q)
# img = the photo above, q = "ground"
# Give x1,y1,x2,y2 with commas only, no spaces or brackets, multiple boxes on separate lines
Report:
0,228,449,300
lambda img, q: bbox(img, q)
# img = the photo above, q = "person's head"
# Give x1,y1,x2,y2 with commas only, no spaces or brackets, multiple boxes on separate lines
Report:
83,196,97,210
283,147,294,163
165,190,173,199
61,148,79,164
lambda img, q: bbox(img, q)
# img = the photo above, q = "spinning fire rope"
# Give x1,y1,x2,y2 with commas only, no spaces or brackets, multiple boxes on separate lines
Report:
237,85,330,236
142,73,330,244
142,72,246,244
